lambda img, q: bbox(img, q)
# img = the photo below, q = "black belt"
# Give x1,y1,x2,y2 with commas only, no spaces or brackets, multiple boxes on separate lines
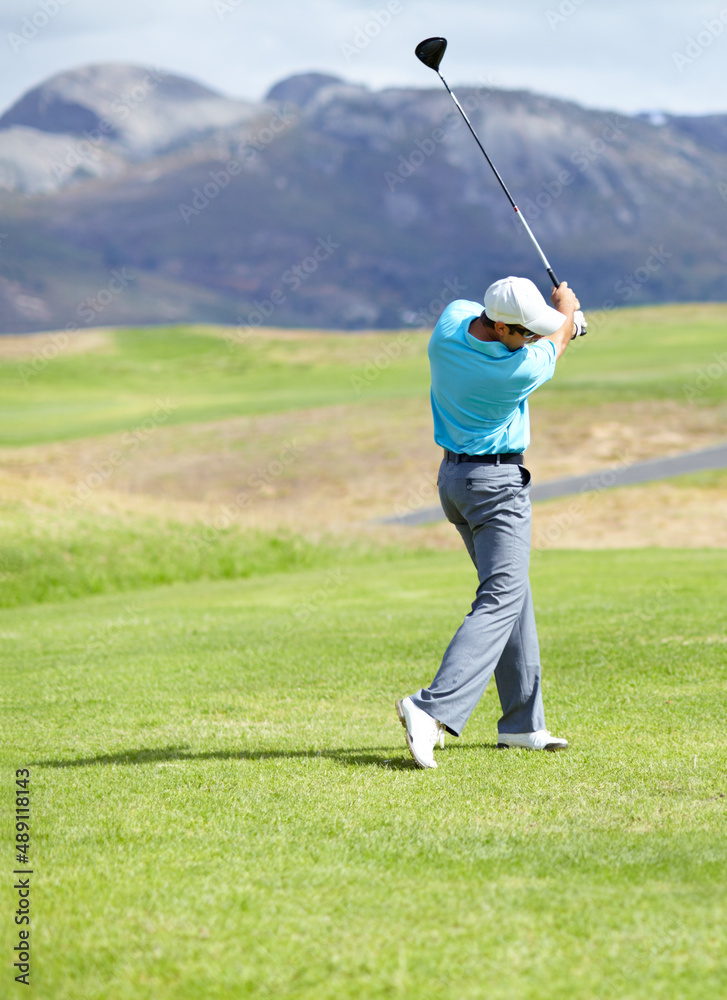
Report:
445,450,523,465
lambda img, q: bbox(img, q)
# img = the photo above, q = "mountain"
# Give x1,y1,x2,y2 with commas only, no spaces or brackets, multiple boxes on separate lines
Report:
637,111,727,156
0,64,726,333
0,64,258,194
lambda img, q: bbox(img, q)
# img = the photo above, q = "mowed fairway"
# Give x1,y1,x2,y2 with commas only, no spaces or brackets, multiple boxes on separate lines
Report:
2,302,727,447
2,549,726,999
1,304,726,998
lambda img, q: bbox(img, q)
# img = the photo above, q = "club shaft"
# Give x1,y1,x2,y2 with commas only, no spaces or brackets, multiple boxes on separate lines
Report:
515,210,559,288
437,71,559,288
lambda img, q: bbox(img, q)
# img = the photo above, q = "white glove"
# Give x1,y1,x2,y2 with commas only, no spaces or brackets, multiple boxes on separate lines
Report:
571,310,587,339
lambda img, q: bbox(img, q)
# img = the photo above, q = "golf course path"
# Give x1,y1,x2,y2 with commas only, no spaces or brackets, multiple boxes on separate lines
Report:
384,442,727,525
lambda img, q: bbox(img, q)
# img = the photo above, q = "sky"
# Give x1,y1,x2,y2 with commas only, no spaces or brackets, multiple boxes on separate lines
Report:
0,0,726,118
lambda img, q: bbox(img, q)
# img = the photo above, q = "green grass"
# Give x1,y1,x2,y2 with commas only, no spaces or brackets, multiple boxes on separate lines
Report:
2,546,726,999
0,501,341,608
0,326,428,445
2,303,726,996
667,466,727,489
3,462,725,610
2,302,726,444
550,301,727,405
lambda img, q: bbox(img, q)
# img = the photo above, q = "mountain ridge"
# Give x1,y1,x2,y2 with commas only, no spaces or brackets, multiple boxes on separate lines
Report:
0,64,725,333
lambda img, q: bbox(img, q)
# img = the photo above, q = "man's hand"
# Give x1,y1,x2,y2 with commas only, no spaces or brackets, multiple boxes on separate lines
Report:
540,282,581,360
551,282,580,315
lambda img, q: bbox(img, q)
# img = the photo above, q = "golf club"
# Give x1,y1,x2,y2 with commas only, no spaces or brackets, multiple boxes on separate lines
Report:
415,36,562,291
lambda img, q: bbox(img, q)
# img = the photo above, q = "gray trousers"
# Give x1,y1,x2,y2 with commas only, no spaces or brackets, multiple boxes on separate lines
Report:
410,456,546,738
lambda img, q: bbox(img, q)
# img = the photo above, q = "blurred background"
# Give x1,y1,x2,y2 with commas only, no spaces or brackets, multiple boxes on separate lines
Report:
1,0,726,332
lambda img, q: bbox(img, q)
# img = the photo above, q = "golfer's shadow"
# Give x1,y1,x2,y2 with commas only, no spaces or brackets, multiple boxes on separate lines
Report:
33,744,417,770
33,742,497,771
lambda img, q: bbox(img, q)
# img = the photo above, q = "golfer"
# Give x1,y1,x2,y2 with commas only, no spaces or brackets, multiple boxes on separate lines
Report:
396,276,580,768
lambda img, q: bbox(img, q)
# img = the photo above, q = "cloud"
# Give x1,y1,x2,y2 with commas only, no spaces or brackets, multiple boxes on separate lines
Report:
0,0,195,33
0,0,726,117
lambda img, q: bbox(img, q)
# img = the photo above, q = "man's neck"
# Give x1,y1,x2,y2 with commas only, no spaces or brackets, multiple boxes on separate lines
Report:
468,317,496,343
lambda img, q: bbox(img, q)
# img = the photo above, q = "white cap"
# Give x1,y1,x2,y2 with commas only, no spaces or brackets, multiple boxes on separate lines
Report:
484,276,566,336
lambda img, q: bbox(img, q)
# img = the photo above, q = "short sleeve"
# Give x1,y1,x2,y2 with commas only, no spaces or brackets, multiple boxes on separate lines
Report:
508,340,557,401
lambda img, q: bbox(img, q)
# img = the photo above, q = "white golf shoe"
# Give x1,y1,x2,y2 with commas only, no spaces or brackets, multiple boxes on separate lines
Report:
497,730,568,751
395,697,446,769
395,696,446,749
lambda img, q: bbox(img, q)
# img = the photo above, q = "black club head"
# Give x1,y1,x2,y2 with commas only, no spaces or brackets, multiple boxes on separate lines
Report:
415,37,447,72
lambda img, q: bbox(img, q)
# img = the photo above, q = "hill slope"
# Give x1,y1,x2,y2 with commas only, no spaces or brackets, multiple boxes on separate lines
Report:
0,304,726,553
0,67,726,332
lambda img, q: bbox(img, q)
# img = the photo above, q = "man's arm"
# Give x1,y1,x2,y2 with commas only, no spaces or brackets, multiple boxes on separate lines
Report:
538,282,580,361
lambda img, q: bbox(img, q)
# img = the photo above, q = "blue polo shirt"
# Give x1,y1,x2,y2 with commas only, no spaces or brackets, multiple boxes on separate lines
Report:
428,299,557,454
